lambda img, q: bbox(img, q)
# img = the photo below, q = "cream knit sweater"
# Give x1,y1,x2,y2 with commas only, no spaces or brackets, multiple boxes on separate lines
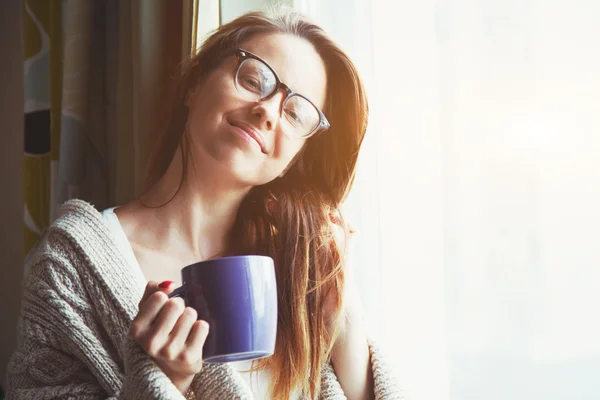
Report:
6,200,401,399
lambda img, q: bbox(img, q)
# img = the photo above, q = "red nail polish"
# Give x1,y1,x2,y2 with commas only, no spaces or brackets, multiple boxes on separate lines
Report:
158,280,173,289
329,212,341,225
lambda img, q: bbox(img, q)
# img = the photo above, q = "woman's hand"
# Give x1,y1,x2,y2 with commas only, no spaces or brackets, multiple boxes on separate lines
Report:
128,281,210,394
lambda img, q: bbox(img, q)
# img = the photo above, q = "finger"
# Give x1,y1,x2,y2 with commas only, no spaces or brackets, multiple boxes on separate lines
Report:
347,221,358,236
129,291,169,339
138,297,185,355
157,280,175,294
186,320,210,352
166,307,198,353
331,222,346,249
139,281,159,307
329,211,341,225
139,281,176,306
148,297,186,341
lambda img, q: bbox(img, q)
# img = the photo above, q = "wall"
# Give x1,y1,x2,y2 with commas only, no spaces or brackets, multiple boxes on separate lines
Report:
0,0,24,386
220,0,291,24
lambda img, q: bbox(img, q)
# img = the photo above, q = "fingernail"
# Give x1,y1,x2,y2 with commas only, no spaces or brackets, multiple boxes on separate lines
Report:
329,212,341,225
158,280,173,289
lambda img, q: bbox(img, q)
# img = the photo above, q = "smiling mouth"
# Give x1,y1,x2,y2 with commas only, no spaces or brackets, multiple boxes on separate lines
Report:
228,120,267,154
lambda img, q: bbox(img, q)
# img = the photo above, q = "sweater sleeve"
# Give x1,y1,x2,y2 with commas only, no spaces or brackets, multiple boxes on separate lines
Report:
319,339,404,400
6,257,186,400
368,339,403,400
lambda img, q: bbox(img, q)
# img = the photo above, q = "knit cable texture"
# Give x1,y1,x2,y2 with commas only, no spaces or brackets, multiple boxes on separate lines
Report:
6,199,402,399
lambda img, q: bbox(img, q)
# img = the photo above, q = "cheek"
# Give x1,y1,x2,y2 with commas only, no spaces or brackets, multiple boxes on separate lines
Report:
191,93,226,123
188,100,216,132
273,137,305,167
188,77,239,129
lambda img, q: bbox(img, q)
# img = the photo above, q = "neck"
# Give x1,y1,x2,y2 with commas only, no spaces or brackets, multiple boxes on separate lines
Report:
139,150,251,261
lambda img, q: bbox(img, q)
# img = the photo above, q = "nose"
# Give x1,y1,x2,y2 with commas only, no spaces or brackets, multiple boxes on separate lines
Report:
250,91,284,132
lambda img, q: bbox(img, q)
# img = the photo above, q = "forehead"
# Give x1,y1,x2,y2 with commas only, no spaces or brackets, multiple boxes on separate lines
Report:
239,33,328,109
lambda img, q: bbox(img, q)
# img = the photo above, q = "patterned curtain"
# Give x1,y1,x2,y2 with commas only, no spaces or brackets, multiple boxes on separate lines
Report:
22,0,195,258
23,0,59,256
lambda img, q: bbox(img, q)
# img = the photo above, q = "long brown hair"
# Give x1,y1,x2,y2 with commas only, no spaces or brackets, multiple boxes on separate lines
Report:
145,8,368,399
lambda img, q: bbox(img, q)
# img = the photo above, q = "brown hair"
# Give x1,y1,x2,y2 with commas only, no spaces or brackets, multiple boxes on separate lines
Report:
145,8,368,399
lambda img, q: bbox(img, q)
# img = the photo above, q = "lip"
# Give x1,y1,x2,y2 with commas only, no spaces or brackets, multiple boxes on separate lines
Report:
228,119,267,154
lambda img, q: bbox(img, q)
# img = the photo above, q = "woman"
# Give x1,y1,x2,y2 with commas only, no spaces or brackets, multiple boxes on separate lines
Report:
7,8,399,400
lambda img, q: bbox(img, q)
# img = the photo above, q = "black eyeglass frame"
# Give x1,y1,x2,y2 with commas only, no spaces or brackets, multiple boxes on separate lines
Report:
232,48,330,138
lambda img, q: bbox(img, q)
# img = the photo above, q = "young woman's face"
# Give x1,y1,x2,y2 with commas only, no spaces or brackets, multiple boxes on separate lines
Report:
185,33,328,187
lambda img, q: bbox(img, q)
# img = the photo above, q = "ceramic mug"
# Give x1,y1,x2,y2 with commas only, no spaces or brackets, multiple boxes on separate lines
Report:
169,255,277,363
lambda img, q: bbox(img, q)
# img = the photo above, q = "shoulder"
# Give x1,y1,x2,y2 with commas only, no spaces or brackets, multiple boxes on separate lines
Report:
53,199,110,236
25,199,116,277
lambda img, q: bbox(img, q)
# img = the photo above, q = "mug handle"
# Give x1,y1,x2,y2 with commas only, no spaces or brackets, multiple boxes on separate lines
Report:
168,286,187,304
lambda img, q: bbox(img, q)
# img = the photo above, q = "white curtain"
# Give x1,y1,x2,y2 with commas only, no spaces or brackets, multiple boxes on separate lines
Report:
293,0,600,399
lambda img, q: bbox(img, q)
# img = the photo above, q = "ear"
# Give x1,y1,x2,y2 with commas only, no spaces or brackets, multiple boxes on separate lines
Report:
184,88,196,108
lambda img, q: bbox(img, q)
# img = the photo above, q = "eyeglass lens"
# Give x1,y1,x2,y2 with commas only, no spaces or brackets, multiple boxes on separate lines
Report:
235,58,320,137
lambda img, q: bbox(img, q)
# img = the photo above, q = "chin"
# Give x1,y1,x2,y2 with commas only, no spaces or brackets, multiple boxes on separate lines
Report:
196,139,277,187
212,154,264,186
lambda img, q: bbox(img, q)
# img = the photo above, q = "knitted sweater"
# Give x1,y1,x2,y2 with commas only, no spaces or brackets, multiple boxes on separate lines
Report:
6,200,401,399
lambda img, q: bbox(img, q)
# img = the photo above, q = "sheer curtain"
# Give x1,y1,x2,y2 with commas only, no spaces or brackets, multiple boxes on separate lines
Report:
294,0,600,399
294,0,447,398
437,1,600,399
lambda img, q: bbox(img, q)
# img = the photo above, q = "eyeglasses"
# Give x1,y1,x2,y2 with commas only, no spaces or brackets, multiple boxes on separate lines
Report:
232,49,330,139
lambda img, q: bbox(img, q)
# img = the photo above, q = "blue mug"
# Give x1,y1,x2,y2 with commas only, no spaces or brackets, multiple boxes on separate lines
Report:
169,255,278,363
